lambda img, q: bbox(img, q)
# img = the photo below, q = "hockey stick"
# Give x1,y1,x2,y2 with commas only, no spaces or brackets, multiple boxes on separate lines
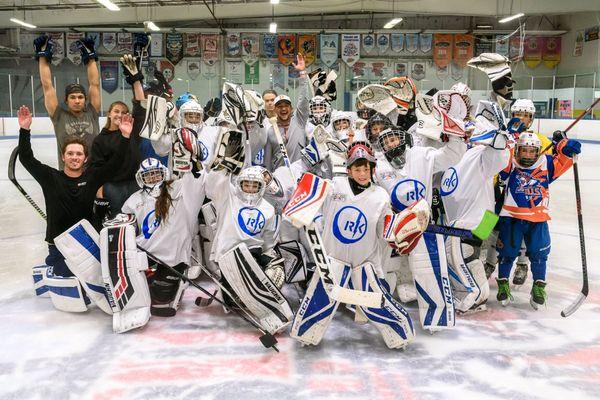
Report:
143,249,279,352
8,146,47,220
427,210,499,241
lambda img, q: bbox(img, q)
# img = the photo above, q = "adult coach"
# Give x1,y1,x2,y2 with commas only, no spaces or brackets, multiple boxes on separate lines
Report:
35,34,101,169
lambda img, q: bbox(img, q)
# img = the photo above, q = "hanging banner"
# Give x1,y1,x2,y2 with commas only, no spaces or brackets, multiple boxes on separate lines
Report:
573,31,584,57
509,35,522,62
263,33,277,58
277,34,296,66
187,59,201,80
158,60,175,83
451,63,463,81
102,32,116,53
226,33,241,56
367,59,389,81
475,35,494,56
245,62,260,85
117,32,132,53
352,61,367,78
288,64,300,80
166,32,184,65
376,34,390,54
241,33,260,65
542,37,561,68
271,62,287,92
298,34,317,66
584,26,599,41
453,34,473,67
411,62,426,81
202,61,217,78
362,33,375,54
393,62,408,77
495,35,509,57
419,33,433,54
66,32,84,65
391,33,404,53
185,33,200,57
226,61,244,84
405,33,419,53
202,34,219,65
319,34,339,68
341,34,360,67
87,33,101,54
523,36,542,68
433,34,453,68
150,33,163,57
49,32,65,66
100,60,119,94
436,65,449,80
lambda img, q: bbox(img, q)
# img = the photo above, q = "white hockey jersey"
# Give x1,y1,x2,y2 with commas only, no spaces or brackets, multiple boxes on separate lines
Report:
122,172,206,267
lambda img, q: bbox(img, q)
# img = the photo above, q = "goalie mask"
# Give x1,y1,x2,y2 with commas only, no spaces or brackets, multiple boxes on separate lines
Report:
515,132,542,168
179,100,204,134
365,113,391,150
309,96,332,127
511,99,536,129
135,158,170,197
235,166,267,206
176,92,198,110
356,97,376,120
378,128,412,169
384,76,417,115
331,111,354,141
346,141,376,169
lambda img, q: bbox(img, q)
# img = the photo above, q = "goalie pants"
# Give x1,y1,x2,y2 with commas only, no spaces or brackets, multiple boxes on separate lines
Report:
148,261,188,305
45,244,72,277
496,217,550,282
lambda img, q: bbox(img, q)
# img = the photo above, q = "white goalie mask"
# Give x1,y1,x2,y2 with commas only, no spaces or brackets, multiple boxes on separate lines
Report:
179,100,204,134
331,110,354,141
511,98,536,129
309,96,332,127
235,166,266,206
135,158,170,197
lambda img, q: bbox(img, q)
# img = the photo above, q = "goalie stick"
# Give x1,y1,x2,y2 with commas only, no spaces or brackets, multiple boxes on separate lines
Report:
8,146,47,220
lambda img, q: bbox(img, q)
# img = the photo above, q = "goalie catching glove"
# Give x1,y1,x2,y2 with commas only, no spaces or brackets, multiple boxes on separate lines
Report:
383,199,430,254
172,127,199,174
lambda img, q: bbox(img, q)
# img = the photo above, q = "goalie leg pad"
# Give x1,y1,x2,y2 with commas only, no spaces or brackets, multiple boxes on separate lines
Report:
353,263,415,349
290,258,351,345
446,235,480,313
33,265,50,297
45,268,90,313
101,225,151,333
382,248,417,303
218,243,293,334
54,220,113,314
408,232,455,331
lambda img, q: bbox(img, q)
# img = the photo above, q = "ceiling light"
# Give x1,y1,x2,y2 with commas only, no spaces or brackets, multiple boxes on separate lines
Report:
499,13,524,23
144,21,161,31
269,22,277,33
476,24,493,29
384,18,403,29
270,0,280,4
10,18,36,29
96,0,120,11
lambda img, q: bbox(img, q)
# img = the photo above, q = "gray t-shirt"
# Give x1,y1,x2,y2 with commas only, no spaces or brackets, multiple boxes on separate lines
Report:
51,105,100,169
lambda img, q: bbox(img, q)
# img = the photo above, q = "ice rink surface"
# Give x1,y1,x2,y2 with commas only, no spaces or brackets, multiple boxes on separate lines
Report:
0,136,598,400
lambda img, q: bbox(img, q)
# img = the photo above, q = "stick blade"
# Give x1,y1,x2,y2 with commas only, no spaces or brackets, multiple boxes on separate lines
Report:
561,292,586,317
259,333,279,351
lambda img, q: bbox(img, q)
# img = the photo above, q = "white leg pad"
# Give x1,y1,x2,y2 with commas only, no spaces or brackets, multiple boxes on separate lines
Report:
45,268,89,313
32,265,50,297
446,235,481,313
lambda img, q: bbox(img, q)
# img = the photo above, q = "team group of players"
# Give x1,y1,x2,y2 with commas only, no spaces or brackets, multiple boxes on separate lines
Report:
20,34,582,349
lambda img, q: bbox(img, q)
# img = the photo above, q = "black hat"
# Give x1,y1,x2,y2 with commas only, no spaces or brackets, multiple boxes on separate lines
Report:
64,83,86,99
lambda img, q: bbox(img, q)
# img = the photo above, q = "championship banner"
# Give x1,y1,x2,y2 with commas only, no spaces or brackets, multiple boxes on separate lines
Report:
166,32,184,65
451,62,463,81
102,32,116,53
376,34,390,54
367,59,389,81
185,33,200,57
523,36,542,68
394,62,408,77
263,33,277,58
411,62,426,81
509,35,522,62
226,61,243,84
87,33,101,54
202,34,219,66
341,34,360,67
419,33,433,54
201,61,217,78
475,35,493,56
117,32,132,53
573,31,584,57
319,34,339,67
405,33,418,53
277,34,296,66
245,62,260,84
187,59,201,80
452,34,473,67
362,33,375,54
298,34,317,66
433,34,453,68
158,60,175,83
241,33,260,65
150,34,163,57
49,32,65,66
391,33,404,53
436,65,449,80
495,35,509,56
66,32,84,65
100,60,119,93
271,62,287,92
352,61,367,79
226,33,241,56
542,37,561,68
584,26,599,41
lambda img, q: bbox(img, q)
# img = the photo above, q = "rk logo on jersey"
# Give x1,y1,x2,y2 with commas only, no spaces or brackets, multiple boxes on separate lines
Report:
142,210,161,239
440,167,459,196
238,207,266,237
198,140,209,162
391,179,426,211
332,206,368,244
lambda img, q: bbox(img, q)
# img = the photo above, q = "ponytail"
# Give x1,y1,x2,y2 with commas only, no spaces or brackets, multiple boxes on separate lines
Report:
154,180,173,223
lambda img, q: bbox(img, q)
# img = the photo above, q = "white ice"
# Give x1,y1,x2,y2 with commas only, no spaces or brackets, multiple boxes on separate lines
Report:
0,136,599,400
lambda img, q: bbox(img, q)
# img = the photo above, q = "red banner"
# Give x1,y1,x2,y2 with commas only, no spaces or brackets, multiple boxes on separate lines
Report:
433,34,453,68
277,34,296,66
542,37,561,68
452,34,474,68
523,36,542,68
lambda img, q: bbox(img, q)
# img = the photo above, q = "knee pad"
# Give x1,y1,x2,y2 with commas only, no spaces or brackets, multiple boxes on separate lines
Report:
32,265,50,297
44,268,90,313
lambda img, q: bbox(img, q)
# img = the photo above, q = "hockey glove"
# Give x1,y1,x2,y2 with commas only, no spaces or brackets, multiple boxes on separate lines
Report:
120,54,144,85
506,117,526,135
133,33,150,71
552,129,567,145
560,139,581,157
33,34,53,62
76,37,98,65
172,127,199,174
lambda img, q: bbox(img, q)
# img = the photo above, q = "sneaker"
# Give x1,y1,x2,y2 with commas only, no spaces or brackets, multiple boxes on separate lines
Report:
530,280,547,310
513,262,528,285
496,278,513,306
485,262,497,279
